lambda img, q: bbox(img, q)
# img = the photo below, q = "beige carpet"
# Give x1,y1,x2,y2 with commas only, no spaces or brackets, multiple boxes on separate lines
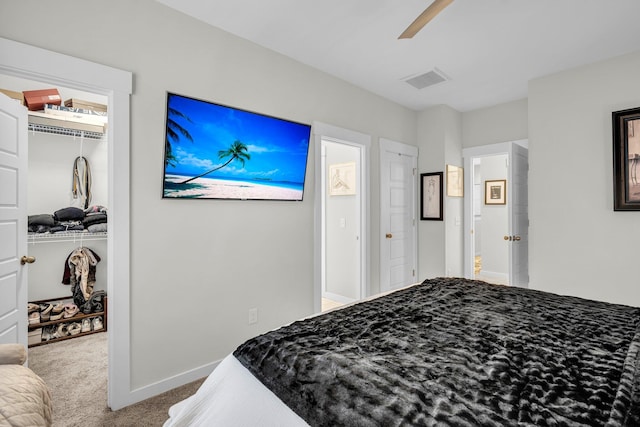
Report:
28,333,205,426
321,298,343,312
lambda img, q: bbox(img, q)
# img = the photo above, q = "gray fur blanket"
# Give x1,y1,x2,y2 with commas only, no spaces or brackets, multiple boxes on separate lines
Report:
234,278,640,426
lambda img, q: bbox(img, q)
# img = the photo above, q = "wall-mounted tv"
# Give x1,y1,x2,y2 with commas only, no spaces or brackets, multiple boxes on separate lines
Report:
162,93,312,201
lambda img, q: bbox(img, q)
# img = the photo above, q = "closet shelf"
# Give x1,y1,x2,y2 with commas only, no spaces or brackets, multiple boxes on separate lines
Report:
28,231,107,244
28,122,104,140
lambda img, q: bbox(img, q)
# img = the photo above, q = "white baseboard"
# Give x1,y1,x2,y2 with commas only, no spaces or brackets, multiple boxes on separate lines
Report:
115,359,220,411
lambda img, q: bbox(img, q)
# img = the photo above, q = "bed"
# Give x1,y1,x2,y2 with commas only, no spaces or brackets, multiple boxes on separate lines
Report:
164,277,640,426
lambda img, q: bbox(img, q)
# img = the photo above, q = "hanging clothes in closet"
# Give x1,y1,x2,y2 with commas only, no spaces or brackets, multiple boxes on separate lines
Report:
61,247,101,311
72,155,92,209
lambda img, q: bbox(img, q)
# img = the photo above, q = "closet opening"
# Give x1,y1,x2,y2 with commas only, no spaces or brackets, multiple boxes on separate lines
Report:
1,37,132,409
1,74,110,409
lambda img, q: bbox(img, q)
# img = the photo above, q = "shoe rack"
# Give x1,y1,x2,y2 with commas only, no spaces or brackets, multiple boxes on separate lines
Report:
28,296,107,347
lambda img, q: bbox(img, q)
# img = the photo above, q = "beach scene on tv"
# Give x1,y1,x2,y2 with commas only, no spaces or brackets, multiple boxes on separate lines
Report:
163,93,311,201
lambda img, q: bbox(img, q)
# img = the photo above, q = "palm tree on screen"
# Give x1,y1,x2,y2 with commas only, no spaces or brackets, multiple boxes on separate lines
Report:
180,140,251,184
165,107,193,168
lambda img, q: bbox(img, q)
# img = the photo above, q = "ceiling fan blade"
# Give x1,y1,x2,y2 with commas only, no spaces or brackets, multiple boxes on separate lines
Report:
398,0,454,39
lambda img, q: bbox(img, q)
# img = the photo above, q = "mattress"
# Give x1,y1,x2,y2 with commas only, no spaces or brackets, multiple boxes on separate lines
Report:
164,354,307,426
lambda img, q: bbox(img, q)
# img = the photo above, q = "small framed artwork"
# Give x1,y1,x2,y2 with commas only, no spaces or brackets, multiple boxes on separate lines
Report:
485,179,506,205
329,161,356,196
420,172,443,220
446,164,464,197
612,107,640,211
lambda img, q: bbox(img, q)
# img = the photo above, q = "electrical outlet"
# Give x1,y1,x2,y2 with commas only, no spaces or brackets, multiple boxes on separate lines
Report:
248,308,258,325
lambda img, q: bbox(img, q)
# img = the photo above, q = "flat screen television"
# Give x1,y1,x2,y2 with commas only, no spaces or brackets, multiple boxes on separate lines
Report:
162,93,312,201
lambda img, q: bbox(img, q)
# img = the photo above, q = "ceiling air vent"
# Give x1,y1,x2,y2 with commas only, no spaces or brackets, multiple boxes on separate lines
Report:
404,68,449,90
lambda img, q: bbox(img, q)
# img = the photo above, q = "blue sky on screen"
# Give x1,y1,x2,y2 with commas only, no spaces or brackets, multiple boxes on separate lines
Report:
165,94,311,183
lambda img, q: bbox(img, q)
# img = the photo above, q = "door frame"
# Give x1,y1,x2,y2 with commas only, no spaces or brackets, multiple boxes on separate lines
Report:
379,138,418,293
313,121,370,313
462,140,528,283
0,38,133,410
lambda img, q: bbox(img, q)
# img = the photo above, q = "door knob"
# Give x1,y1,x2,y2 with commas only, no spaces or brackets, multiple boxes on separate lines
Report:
20,255,36,265
386,233,393,239
513,236,521,241
503,235,511,241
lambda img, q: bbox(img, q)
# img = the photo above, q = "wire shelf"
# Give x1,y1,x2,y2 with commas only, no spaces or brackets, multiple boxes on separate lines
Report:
28,231,107,244
28,122,104,140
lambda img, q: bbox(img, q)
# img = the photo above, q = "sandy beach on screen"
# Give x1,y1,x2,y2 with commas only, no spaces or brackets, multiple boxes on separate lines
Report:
163,175,303,200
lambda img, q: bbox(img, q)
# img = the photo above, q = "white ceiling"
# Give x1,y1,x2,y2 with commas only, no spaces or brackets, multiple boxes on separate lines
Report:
156,0,640,112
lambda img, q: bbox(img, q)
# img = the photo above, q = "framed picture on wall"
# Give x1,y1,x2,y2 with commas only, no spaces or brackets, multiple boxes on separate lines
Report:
612,107,640,211
446,164,464,197
329,161,356,196
420,172,443,220
485,179,506,205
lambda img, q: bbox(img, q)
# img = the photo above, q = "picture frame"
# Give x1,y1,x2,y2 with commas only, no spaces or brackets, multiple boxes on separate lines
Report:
612,107,640,211
484,179,506,205
420,172,443,220
446,164,464,197
329,161,356,196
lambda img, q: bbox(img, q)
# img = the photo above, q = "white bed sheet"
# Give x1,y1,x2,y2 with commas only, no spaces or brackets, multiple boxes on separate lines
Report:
163,354,308,427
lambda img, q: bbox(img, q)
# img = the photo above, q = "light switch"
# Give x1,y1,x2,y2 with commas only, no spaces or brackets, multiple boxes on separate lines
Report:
339,218,346,228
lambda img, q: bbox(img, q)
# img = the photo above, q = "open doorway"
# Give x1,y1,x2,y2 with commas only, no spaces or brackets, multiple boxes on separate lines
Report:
463,140,529,287
470,154,509,284
0,38,132,409
321,139,362,310
313,122,370,313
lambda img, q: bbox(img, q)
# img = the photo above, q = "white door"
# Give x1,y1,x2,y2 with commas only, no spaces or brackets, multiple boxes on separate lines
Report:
0,93,28,348
380,139,418,293
508,143,529,286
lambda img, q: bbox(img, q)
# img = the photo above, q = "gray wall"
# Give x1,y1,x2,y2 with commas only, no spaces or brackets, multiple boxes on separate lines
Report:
528,51,640,305
417,105,463,279
462,99,528,148
416,107,447,278
460,52,640,306
0,0,416,391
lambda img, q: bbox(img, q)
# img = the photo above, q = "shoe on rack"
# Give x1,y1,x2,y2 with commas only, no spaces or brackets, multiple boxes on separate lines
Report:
63,303,79,318
67,323,82,336
51,302,64,315
92,316,103,331
54,323,68,339
29,311,40,324
40,304,53,322
50,304,65,321
28,303,40,314
81,318,91,333
41,325,53,341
